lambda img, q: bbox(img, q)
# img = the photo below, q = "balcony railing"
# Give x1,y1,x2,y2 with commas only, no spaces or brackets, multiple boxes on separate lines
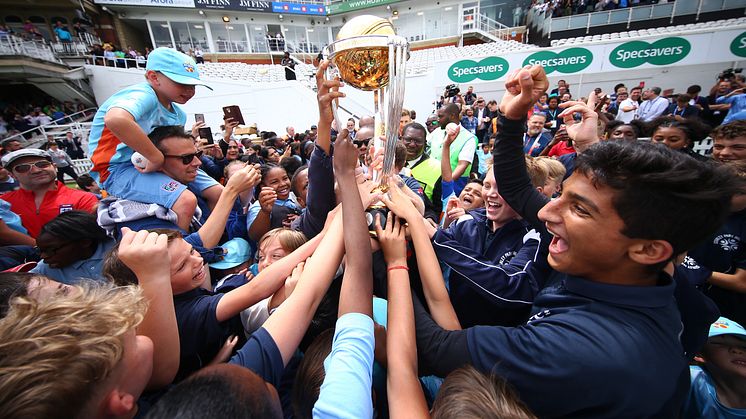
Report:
530,0,746,36
0,34,62,63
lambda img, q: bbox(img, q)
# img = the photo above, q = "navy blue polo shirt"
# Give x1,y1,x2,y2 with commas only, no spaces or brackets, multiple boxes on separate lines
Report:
173,287,244,382
229,327,285,389
467,272,689,418
688,210,746,327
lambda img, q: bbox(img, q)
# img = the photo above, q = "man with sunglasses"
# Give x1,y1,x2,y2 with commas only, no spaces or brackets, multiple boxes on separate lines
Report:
0,149,98,238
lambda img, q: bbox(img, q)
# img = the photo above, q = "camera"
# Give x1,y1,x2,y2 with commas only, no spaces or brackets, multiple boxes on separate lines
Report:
444,84,461,98
719,67,743,80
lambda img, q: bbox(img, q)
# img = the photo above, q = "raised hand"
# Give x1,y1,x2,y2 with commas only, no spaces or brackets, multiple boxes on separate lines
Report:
558,98,599,152
333,129,358,176
381,178,420,220
191,121,205,138
258,187,277,213
225,163,261,193
375,211,407,266
500,65,549,120
117,227,170,280
316,60,345,124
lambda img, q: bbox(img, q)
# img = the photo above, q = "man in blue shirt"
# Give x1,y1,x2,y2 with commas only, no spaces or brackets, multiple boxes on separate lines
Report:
411,65,737,418
716,88,746,124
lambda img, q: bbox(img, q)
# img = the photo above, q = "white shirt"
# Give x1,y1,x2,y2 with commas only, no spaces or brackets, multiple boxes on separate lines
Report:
637,96,669,122
616,98,639,123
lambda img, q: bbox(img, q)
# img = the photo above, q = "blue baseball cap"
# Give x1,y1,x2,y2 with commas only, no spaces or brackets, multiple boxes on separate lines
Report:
146,47,212,90
210,238,250,270
709,317,746,339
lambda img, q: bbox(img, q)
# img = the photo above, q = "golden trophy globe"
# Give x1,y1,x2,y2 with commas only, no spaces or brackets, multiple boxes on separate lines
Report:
324,15,409,191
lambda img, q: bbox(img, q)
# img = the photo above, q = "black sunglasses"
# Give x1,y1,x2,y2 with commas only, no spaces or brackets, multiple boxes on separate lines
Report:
12,160,52,173
353,139,371,148
164,150,203,165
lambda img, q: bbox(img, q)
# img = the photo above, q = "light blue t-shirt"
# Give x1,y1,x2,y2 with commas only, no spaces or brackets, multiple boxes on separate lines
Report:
0,199,27,234
682,366,746,419
246,196,299,232
88,82,187,183
30,239,116,285
313,312,375,419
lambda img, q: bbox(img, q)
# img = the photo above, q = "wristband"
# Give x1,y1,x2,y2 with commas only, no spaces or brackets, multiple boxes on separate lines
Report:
387,265,409,272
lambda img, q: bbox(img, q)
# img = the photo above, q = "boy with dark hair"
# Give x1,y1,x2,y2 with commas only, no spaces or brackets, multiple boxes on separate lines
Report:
409,65,736,417
87,47,217,231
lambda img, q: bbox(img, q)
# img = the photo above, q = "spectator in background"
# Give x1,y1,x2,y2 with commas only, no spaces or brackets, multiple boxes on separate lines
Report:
61,131,84,159
607,86,627,115
460,106,478,134
550,79,570,96
474,97,491,141
708,79,733,127
0,149,98,238
716,87,746,124
2,139,22,153
0,165,18,194
617,87,641,123
662,94,699,121
46,141,78,183
22,20,43,40
194,46,204,64
543,95,561,135
464,86,477,105
523,113,552,157
609,83,626,102
711,120,746,164
637,87,669,122
53,21,72,52
72,21,88,37
281,52,295,81
687,84,710,116
425,114,439,134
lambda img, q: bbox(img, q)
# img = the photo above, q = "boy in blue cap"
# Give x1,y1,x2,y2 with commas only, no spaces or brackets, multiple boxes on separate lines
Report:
683,317,746,418
88,47,218,231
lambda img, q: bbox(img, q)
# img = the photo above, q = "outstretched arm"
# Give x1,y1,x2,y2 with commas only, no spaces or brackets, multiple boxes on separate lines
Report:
376,213,430,419
117,228,179,388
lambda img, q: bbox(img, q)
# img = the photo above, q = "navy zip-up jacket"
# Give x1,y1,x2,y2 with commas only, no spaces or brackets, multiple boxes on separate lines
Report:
432,208,551,327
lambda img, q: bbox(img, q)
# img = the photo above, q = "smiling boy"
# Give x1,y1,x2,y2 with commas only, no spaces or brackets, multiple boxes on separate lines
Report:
411,65,737,417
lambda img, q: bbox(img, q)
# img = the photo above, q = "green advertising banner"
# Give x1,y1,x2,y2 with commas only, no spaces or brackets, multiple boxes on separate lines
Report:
730,31,746,58
447,57,510,83
608,37,691,68
522,48,593,74
328,0,400,14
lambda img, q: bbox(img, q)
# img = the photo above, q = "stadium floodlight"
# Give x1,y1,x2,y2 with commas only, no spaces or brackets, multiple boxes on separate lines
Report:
221,16,230,23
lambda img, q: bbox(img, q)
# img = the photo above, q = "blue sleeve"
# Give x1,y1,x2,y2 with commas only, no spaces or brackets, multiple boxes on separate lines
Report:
229,327,285,389
313,313,375,419
225,198,248,241
440,180,455,208
493,116,550,234
297,144,335,239
432,226,548,307
199,156,223,181
107,85,159,121
404,176,425,202
246,201,261,231
183,232,204,248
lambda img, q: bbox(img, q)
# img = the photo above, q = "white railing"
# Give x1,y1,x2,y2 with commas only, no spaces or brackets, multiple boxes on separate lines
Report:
474,13,513,41
0,34,62,63
531,0,746,36
4,108,96,146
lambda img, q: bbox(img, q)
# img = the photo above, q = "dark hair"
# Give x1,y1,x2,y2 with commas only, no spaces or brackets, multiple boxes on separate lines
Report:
648,117,710,145
148,125,193,151
75,173,95,190
575,141,740,266
613,83,626,93
291,165,308,196
0,272,33,317
650,86,662,95
280,156,302,180
630,86,642,93
686,85,702,95
711,120,746,141
402,122,427,140
676,93,692,103
292,328,334,419
103,228,182,286
255,164,287,196
145,364,282,419
394,141,408,169
40,211,108,246
443,103,461,120
259,146,276,161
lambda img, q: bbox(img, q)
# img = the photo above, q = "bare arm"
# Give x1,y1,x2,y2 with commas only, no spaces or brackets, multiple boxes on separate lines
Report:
709,269,746,293
0,220,35,246
216,231,324,322
117,228,180,388
315,60,344,155
375,214,430,419
198,165,260,248
335,131,373,317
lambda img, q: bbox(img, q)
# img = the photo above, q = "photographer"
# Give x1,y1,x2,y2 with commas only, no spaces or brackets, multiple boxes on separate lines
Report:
444,84,464,106
708,70,739,126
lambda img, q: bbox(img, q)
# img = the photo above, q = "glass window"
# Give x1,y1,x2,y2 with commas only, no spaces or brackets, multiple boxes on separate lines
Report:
171,22,210,53
283,25,307,53
305,26,326,54
209,22,248,53
249,24,268,53
149,21,173,48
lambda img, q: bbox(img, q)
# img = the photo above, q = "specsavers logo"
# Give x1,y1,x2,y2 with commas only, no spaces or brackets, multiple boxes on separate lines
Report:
522,48,593,74
448,57,509,83
609,37,690,68
731,31,746,58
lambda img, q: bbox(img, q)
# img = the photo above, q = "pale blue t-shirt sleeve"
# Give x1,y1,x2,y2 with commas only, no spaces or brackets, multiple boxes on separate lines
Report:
107,84,160,122
313,313,375,419
246,200,262,231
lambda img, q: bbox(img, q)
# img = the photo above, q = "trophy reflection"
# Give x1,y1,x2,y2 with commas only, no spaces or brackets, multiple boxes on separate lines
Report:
324,15,409,201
